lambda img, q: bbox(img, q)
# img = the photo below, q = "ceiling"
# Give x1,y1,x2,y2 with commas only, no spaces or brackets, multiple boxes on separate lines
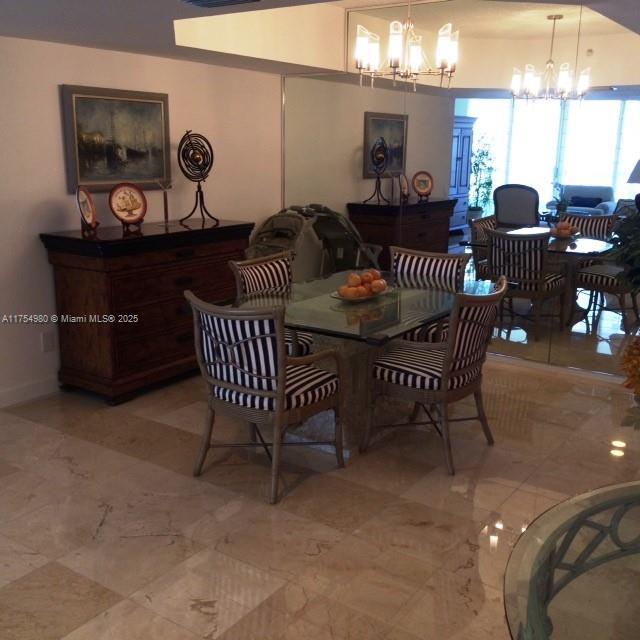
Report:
0,0,638,72
344,0,626,39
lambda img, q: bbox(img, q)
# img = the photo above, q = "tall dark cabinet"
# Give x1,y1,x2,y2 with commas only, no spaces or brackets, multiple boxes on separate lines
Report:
449,115,475,230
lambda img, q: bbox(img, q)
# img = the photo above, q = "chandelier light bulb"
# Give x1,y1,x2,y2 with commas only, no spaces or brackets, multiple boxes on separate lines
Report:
409,35,423,73
436,23,452,69
577,67,590,96
511,68,523,96
368,32,381,72
447,30,459,71
355,25,370,70
557,62,572,97
523,64,540,97
388,20,403,69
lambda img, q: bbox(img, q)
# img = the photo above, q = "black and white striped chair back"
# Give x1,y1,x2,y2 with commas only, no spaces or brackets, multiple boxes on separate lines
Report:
391,248,469,292
185,292,284,401
486,229,549,288
470,215,497,244
444,276,507,389
559,213,617,241
232,252,293,296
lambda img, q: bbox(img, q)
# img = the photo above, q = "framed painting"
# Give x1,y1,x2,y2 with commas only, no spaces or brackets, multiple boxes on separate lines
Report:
61,85,171,193
363,112,408,178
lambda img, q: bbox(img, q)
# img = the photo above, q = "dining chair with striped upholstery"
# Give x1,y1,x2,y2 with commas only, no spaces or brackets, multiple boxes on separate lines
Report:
493,184,540,228
360,276,508,474
558,212,618,241
185,291,344,504
391,247,471,343
486,229,566,340
229,252,314,357
469,215,497,280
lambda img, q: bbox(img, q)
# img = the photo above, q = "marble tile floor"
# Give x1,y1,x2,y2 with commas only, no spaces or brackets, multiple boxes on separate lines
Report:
1,358,639,639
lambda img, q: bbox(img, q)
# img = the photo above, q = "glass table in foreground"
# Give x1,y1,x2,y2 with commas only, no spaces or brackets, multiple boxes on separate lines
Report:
504,481,640,640
235,271,493,345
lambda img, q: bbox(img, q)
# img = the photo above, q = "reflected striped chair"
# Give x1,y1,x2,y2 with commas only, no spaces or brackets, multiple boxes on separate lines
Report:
229,252,313,356
558,212,617,241
360,277,508,474
185,291,344,504
391,247,471,343
470,215,497,280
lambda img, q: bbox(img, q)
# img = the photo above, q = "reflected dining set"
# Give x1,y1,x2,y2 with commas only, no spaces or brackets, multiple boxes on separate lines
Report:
470,185,637,338
184,248,507,503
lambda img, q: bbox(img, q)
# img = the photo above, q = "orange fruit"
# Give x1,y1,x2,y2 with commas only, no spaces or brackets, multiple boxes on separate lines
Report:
371,279,387,293
355,286,368,298
343,286,359,299
338,285,350,298
361,272,373,284
347,273,361,287
368,268,381,280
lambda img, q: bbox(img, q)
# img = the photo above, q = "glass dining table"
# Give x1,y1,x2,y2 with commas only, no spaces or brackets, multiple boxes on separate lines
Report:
234,271,493,449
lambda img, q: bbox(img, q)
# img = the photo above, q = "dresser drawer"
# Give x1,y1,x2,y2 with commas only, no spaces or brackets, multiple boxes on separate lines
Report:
112,259,235,309
116,328,195,374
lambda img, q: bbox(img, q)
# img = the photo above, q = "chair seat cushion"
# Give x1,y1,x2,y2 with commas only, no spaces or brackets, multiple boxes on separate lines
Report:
576,264,625,290
213,364,337,411
515,273,565,292
373,344,476,391
402,320,448,343
285,329,313,356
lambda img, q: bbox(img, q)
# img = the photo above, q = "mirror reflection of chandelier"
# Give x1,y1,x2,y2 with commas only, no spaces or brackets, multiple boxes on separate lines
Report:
354,0,459,91
511,6,590,100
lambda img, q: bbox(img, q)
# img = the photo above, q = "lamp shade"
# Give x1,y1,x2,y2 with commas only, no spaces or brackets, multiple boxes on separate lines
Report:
628,160,640,184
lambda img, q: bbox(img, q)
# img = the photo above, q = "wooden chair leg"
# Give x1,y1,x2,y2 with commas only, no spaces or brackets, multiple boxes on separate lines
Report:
194,403,215,477
439,403,455,475
474,389,494,446
334,402,345,469
269,417,283,504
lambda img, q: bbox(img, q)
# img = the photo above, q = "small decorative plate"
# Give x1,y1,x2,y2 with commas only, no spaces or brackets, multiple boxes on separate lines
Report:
412,171,434,198
109,183,147,225
76,185,98,229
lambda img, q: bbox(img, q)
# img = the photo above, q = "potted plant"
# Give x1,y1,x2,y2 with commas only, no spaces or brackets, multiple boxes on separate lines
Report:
550,183,569,214
468,139,494,221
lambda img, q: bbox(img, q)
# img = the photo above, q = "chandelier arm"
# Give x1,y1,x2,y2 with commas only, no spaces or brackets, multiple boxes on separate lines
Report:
549,16,557,62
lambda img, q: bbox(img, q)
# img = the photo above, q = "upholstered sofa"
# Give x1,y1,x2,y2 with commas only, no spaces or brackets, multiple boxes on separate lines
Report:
546,185,616,216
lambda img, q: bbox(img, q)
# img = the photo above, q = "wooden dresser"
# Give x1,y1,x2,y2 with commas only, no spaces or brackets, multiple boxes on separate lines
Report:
346,199,457,269
40,219,253,402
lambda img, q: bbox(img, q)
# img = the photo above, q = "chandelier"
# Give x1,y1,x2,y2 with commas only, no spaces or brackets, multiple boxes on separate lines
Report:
511,7,590,100
354,1,459,91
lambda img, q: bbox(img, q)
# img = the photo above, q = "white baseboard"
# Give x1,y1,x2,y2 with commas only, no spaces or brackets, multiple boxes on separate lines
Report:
0,376,59,409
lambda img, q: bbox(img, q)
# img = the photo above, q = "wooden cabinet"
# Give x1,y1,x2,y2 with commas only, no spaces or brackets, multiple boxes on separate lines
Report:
40,219,253,402
449,116,476,230
346,200,457,269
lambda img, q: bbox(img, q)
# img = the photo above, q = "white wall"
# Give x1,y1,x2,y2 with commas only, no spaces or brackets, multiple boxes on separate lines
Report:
0,36,282,407
284,76,455,211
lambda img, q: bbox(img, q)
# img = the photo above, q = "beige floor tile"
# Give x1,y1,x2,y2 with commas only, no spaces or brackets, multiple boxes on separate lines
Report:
216,599,290,640
278,474,396,533
0,562,121,640
131,549,283,639
353,500,479,566
390,569,506,639
0,534,49,588
496,488,565,534
0,459,19,480
214,507,344,581
62,598,200,639
59,532,204,596
0,493,115,560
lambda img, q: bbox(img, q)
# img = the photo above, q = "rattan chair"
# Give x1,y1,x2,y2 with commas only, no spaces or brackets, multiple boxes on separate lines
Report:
390,246,471,342
574,264,639,333
360,276,508,474
486,229,566,340
469,215,497,280
229,251,313,356
494,184,539,227
185,291,344,504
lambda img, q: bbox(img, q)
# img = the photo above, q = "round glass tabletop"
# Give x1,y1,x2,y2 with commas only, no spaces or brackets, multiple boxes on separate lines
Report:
504,482,640,640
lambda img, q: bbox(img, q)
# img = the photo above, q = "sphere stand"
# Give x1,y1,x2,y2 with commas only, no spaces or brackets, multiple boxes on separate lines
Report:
363,175,390,205
179,181,219,225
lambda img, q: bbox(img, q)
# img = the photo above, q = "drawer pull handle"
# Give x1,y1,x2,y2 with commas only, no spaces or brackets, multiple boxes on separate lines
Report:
174,276,194,287
175,248,195,259
176,333,193,344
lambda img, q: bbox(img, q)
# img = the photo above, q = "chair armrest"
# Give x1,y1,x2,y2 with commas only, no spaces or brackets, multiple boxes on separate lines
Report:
596,201,616,215
287,348,340,368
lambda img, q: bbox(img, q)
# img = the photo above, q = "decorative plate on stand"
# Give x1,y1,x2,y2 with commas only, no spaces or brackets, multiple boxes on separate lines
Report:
108,183,147,225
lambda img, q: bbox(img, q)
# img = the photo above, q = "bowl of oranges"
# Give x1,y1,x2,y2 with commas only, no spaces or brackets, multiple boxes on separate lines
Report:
333,269,389,302
550,221,579,238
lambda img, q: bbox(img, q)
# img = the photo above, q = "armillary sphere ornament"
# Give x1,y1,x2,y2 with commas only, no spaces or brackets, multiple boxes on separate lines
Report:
363,137,390,205
178,130,219,225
